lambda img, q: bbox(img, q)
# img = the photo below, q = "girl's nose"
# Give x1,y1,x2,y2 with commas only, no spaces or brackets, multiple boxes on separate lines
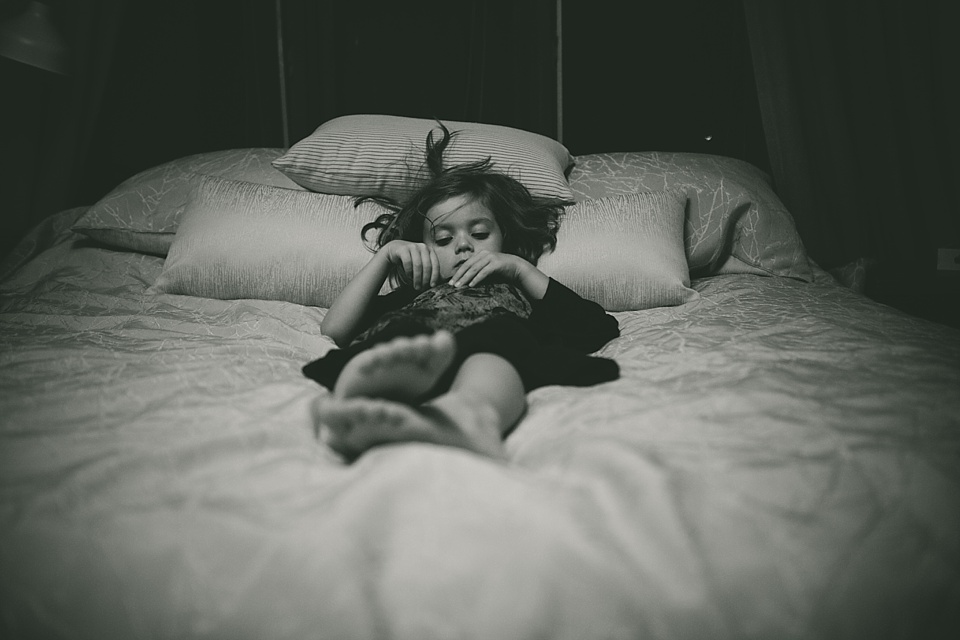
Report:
455,234,472,253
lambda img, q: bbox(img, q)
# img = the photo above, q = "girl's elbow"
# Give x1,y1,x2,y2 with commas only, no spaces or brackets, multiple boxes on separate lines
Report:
320,319,352,348
327,331,353,349
605,315,621,338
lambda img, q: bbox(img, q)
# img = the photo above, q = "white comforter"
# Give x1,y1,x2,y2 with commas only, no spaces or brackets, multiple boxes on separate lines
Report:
2,210,959,639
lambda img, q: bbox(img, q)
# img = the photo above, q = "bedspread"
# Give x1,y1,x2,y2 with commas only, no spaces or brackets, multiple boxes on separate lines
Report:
2,210,959,639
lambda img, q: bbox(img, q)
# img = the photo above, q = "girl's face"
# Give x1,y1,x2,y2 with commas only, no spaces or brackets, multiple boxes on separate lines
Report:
423,195,504,279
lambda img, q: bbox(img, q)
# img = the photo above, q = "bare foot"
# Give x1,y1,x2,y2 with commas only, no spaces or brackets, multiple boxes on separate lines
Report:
313,394,506,462
334,331,456,402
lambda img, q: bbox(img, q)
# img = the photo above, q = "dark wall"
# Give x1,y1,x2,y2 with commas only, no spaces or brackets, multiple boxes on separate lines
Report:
2,0,764,257
279,0,559,144
61,0,566,208
77,0,767,204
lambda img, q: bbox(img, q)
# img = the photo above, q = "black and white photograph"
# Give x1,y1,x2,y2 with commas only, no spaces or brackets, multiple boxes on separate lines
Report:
1,1,958,638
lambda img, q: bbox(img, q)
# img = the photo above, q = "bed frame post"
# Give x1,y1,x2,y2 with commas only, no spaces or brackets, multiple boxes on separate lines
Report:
275,0,290,149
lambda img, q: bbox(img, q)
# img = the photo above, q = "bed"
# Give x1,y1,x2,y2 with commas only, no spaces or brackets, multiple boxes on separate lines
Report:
2,115,959,639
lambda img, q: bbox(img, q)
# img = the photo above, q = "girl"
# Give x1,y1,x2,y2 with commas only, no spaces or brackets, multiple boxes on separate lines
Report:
303,124,620,461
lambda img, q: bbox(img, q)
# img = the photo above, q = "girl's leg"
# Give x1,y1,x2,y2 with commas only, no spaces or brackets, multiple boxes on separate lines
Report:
315,351,526,461
429,352,526,439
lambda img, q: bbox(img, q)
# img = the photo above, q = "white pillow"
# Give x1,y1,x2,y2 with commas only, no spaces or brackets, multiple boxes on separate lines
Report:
72,148,304,256
272,114,575,203
568,152,812,281
538,190,697,311
151,176,383,308
152,176,695,312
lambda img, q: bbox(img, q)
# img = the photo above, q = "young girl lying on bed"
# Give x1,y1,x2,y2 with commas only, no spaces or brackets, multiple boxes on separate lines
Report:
303,124,620,461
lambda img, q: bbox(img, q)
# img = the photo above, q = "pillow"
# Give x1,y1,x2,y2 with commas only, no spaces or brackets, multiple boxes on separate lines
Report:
538,191,697,311
151,176,383,308
567,152,813,281
152,176,693,313
72,148,305,256
272,114,575,203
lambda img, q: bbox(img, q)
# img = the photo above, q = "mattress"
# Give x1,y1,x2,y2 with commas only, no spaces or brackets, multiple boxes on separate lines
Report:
2,206,959,639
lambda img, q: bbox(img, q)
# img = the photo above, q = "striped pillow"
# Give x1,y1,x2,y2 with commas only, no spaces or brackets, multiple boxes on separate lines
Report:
272,114,575,203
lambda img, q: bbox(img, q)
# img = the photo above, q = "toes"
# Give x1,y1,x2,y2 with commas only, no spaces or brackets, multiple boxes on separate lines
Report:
315,401,352,438
317,398,370,458
428,331,456,365
315,393,506,462
362,335,426,370
393,335,430,366
431,330,455,351
316,397,437,459
404,334,440,367
317,398,397,451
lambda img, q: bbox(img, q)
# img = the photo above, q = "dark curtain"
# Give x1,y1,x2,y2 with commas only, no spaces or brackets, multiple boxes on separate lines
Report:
0,0,124,258
72,0,284,206
280,0,559,143
743,0,960,272
1,0,285,258
562,0,769,166
2,0,556,260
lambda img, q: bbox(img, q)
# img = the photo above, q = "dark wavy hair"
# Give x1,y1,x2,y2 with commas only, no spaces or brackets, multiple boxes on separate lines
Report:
358,122,571,284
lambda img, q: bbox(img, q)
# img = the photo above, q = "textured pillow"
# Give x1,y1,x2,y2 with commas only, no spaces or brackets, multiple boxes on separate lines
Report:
72,148,305,256
272,114,575,203
151,176,383,308
538,191,697,312
152,176,693,313
567,152,812,281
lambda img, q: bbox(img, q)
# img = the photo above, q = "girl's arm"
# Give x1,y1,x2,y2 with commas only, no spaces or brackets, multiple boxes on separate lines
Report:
511,260,550,301
322,240,440,346
450,251,618,352
320,250,391,347
527,278,620,353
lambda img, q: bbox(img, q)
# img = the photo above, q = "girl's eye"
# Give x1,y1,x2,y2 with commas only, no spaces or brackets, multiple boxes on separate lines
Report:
435,237,452,246
472,232,489,240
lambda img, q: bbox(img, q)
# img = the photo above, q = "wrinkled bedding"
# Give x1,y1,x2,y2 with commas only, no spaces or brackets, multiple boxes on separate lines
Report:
2,209,959,640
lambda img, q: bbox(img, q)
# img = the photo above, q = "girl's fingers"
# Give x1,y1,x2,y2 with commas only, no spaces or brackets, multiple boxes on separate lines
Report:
464,268,484,287
468,264,497,287
429,248,440,288
417,245,433,289
422,245,436,286
387,241,440,290
454,255,490,287
401,248,420,289
398,252,414,285
411,249,425,289
456,252,488,279
451,259,475,285
451,263,467,284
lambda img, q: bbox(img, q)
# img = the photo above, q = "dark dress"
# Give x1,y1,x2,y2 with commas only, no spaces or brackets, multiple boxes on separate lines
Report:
302,278,620,393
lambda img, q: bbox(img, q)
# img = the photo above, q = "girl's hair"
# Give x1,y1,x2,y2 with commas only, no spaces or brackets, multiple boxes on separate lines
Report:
359,122,571,283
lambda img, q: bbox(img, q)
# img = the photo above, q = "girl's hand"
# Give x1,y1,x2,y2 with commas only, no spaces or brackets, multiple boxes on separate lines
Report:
451,250,527,288
382,240,440,290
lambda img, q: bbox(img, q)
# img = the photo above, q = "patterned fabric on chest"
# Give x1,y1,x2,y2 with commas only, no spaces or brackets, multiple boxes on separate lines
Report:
353,282,532,345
